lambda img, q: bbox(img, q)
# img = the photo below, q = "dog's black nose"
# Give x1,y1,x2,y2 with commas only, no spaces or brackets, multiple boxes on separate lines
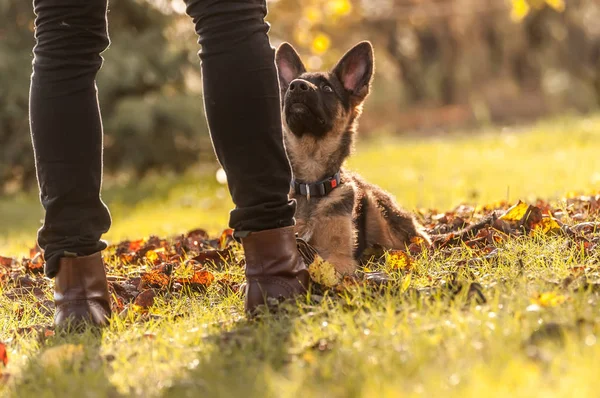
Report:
289,79,310,92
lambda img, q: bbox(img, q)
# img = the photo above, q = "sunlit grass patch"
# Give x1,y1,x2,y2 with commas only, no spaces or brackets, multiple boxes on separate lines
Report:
0,114,599,396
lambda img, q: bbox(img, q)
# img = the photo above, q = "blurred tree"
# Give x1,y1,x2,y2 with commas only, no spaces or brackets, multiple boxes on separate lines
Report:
1,0,599,191
510,0,565,21
268,0,598,131
0,0,36,191
97,0,209,177
0,0,210,193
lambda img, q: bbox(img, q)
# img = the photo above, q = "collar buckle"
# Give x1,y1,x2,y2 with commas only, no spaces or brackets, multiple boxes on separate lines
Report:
292,170,341,199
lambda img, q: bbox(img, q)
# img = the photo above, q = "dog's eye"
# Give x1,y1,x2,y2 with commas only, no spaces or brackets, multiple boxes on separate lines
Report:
322,85,333,93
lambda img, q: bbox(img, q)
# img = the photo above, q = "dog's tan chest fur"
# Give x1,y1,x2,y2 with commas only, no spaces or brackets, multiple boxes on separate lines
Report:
292,182,358,274
284,109,349,183
286,135,330,182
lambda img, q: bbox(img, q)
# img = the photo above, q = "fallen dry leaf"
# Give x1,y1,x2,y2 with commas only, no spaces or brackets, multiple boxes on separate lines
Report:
187,228,209,242
216,275,241,293
531,216,562,235
308,254,341,287
0,342,7,367
0,195,597,318
386,250,413,271
191,249,230,268
145,248,166,265
140,269,170,290
499,200,529,222
410,236,427,246
499,200,540,227
176,269,215,291
128,239,146,253
134,289,156,309
570,222,600,235
24,252,44,274
0,257,12,268
364,271,393,287
218,229,235,250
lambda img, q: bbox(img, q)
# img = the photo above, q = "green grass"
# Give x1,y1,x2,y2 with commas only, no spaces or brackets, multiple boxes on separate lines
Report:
0,168,233,258
3,114,599,257
1,114,600,397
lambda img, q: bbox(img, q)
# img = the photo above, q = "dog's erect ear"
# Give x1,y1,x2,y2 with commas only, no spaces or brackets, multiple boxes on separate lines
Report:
275,43,307,90
332,41,374,100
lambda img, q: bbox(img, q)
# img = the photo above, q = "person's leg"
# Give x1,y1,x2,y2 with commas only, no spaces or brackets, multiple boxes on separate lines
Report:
184,0,309,312
185,0,295,233
30,0,112,326
30,0,112,278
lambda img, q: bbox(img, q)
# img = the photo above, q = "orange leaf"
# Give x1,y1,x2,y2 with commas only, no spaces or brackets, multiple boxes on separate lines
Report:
0,257,12,268
218,229,234,250
410,236,426,246
176,270,215,291
29,245,42,259
119,253,135,264
140,271,170,289
128,239,145,253
0,342,8,367
24,252,44,274
191,270,215,285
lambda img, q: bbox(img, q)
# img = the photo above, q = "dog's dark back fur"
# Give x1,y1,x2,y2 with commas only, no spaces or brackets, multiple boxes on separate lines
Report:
276,42,431,274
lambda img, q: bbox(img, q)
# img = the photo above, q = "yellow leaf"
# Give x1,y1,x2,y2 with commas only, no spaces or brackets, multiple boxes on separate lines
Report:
511,0,530,21
532,292,567,307
308,254,341,287
311,33,331,55
401,273,412,293
499,200,529,222
145,249,159,263
532,217,562,234
545,0,565,11
386,250,413,270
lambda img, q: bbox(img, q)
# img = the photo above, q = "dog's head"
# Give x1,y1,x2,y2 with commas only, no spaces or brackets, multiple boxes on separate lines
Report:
275,41,374,140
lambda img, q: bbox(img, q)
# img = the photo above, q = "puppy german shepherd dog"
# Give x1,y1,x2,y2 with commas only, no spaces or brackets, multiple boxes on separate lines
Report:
275,41,432,275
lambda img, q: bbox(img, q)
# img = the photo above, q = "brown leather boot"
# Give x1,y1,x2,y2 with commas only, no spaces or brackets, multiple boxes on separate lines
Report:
54,251,112,328
241,226,310,314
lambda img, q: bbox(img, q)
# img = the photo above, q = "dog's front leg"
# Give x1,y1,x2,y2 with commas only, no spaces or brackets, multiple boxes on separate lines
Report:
311,215,357,275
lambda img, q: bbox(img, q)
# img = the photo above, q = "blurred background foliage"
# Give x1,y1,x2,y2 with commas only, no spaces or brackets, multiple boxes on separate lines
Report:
1,0,599,192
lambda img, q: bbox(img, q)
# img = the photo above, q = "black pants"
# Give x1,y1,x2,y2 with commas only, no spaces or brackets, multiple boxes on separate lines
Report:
30,0,295,278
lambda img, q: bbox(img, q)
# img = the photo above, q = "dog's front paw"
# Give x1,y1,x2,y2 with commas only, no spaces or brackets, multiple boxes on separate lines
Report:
327,255,357,276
